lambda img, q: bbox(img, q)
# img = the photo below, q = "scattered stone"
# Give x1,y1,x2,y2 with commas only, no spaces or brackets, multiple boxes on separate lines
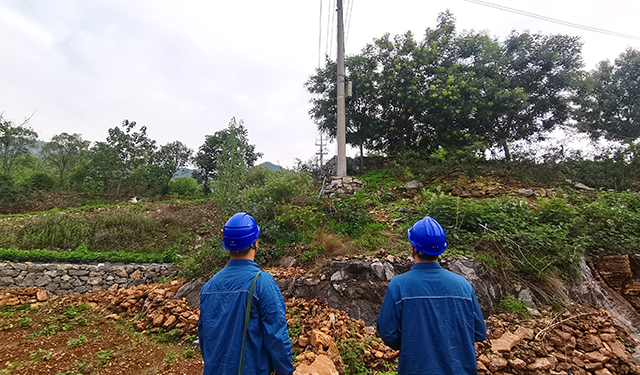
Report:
293,354,338,375
36,289,48,302
403,180,424,189
491,331,522,353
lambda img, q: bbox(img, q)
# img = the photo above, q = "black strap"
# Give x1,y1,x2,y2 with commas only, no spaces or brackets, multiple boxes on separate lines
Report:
239,271,262,375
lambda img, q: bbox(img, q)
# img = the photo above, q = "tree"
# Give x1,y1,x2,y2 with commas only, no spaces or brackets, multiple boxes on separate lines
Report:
473,32,583,160
41,133,90,188
305,12,584,161
575,48,640,144
0,113,38,175
151,141,193,195
83,119,157,195
193,117,262,195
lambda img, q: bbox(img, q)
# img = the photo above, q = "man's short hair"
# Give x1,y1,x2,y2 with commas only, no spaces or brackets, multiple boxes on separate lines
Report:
413,249,439,262
228,243,256,258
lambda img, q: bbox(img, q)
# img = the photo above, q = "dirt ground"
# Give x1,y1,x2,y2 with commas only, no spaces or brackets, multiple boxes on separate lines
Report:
0,303,203,375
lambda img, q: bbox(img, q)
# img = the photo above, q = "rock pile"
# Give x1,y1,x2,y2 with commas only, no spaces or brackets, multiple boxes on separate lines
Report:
286,297,398,374
86,280,201,336
477,305,640,375
0,286,50,309
320,176,364,198
1,279,200,337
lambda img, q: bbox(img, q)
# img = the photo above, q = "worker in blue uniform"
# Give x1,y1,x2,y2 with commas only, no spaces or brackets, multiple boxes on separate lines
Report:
199,213,294,375
377,216,487,375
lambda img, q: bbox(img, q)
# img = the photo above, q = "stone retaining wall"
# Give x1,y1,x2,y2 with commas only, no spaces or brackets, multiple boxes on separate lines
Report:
0,262,179,295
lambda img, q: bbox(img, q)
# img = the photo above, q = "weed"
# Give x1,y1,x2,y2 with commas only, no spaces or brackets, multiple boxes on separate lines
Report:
66,334,88,347
90,329,100,338
20,317,33,329
499,295,529,315
183,348,197,358
56,360,93,375
164,353,179,364
0,361,23,375
27,324,58,339
151,328,182,343
183,334,198,344
96,349,114,367
300,249,318,263
288,321,302,341
30,349,53,364
337,337,372,375
474,252,501,268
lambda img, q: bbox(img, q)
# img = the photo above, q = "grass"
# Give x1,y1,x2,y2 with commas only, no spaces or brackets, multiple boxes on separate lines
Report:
0,199,219,260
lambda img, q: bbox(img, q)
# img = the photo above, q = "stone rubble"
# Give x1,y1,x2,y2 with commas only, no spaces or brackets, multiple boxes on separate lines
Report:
3,282,640,374
320,176,364,198
477,306,640,375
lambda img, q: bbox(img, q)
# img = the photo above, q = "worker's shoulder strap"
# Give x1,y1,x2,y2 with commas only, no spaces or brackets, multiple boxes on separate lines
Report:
239,270,263,375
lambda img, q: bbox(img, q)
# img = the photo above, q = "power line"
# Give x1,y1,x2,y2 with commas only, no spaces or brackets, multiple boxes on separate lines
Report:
329,0,336,59
325,0,334,59
345,0,354,49
318,0,323,68
463,0,640,41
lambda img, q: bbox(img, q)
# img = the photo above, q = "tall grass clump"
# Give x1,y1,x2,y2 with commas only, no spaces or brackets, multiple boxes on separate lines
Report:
19,209,161,253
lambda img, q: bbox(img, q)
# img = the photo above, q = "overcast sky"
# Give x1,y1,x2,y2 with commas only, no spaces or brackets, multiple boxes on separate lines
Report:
1,0,638,167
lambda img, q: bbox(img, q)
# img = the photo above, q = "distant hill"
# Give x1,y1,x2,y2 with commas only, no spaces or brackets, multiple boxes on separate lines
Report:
257,162,282,172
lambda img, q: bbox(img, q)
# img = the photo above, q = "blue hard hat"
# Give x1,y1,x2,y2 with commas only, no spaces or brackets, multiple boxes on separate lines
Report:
408,216,447,256
222,213,260,251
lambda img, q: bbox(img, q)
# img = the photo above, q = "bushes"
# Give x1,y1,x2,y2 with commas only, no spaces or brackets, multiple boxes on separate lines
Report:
168,177,202,197
574,191,640,255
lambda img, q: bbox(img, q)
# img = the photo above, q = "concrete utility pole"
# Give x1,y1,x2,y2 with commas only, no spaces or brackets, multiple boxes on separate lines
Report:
336,0,347,176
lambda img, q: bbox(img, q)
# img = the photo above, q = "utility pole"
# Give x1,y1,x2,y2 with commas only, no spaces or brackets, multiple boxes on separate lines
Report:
336,0,347,176
316,133,328,170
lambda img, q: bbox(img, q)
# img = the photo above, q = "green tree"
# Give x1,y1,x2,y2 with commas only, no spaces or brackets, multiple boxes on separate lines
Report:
305,12,583,161
193,117,262,195
81,119,157,195
0,114,38,175
41,133,90,188
151,141,193,195
475,32,583,160
575,48,640,144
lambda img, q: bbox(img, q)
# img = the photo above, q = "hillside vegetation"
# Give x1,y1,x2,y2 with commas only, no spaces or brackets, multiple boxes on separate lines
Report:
2,159,639,288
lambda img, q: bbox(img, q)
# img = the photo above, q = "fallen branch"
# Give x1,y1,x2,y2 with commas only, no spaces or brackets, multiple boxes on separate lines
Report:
534,312,597,341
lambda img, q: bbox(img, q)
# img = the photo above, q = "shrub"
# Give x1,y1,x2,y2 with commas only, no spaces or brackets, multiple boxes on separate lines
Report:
23,172,55,192
169,177,202,197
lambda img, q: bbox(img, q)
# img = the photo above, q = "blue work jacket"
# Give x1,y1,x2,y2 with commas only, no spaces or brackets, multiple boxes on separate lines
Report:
199,259,294,375
377,262,487,375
